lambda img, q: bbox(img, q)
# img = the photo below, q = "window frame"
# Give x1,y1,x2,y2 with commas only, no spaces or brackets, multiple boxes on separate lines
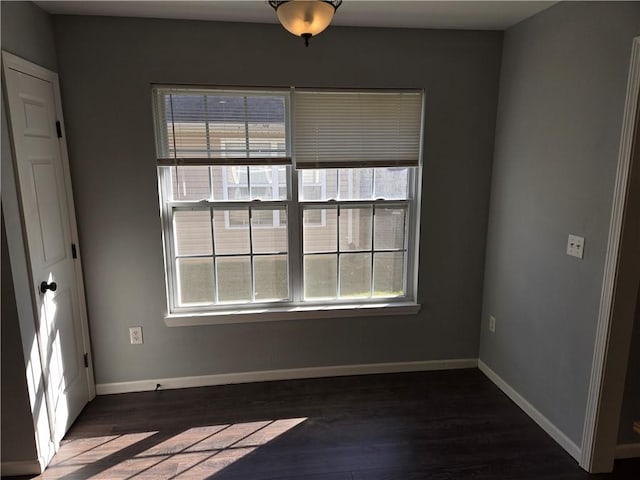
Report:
154,86,423,323
159,168,294,312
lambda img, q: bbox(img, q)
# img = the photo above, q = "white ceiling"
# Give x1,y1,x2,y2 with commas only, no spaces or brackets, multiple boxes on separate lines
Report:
35,1,556,30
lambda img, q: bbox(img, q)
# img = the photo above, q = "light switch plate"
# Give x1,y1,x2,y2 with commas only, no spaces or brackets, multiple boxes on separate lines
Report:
567,234,585,259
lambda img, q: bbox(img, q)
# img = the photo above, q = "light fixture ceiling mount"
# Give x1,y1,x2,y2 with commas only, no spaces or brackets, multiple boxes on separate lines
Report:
269,0,343,47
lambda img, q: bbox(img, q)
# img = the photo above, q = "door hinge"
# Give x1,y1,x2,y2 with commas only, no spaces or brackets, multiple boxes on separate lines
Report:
71,243,77,259
56,121,62,138
83,353,89,368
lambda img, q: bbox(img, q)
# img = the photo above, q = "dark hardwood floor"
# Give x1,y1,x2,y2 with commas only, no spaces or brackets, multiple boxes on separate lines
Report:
6,369,640,479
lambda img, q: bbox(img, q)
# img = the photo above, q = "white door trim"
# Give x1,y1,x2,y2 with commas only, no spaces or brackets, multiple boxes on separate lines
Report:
580,36,640,472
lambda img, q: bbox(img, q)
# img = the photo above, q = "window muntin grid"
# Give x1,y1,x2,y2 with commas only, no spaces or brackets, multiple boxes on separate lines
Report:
171,204,290,307
302,202,408,300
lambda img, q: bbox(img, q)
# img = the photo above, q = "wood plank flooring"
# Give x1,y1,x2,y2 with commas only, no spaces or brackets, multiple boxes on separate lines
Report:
6,369,640,479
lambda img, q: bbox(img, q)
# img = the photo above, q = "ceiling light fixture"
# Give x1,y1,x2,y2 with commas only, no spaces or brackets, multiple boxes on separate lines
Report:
268,0,342,47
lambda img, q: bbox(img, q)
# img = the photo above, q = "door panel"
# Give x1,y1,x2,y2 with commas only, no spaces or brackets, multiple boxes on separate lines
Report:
21,93,51,137
32,160,66,265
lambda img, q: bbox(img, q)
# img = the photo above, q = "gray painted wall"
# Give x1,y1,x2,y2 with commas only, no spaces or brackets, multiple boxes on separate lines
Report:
52,15,502,384
1,1,58,71
1,213,38,463
618,288,640,444
479,1,640,446
1,0,59,466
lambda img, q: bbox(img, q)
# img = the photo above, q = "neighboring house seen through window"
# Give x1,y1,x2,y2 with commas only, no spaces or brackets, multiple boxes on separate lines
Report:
153,87,423,317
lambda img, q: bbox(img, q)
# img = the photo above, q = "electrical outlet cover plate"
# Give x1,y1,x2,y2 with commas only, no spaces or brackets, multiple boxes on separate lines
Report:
489,315,496,333
567,234,585,259
129,326,143,345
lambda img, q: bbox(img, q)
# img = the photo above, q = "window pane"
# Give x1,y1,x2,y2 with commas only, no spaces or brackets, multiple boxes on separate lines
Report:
251,209,275,228
250,165,270,183
213,209,250,255
169,166,211,201
174,210,212,256
374,207,406,250
212,166,249,201
167,94,208,157
339,253,371,298
227,186,250,200
374,168,409,200
303,207,337,253
339,168,373,200
302,185,322,200
250,166,287,200
211,166,289,201
374,252,405,297
254,255,289,301
216,257,251,302
251,187,272,199
207,96,247,157
246,96,287,156
220,139,248,158
339,207,372,251
299,168,411,202
299,169,337,200
304,254,337,299
252,208,288,253
278,166,287,186
304,208,324,226
176,258,214,305
158,91,288,159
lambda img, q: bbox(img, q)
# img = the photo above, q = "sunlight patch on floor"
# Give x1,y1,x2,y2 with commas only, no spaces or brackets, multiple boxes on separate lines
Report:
44,432,158,478
41,418,307,479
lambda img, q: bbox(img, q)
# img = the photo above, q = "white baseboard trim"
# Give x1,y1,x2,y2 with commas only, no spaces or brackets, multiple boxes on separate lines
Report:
1,459,42,476
478,360,581,462
615,443,640,459
96,358,478,395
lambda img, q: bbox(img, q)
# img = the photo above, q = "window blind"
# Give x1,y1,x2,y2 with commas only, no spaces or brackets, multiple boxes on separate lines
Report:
293,90,423,169
153,87,291,166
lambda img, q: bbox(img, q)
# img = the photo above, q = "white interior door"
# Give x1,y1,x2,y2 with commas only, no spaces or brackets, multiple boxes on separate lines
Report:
3,53,92,446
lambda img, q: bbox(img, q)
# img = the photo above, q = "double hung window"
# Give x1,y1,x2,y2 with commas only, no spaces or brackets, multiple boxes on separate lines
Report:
153,87,423,318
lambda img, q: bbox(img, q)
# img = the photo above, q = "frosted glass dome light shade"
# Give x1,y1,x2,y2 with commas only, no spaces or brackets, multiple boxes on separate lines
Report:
276,1,334,36
269,1,342,46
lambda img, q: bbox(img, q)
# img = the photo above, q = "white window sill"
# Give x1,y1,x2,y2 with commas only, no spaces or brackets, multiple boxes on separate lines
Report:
165,302,421,327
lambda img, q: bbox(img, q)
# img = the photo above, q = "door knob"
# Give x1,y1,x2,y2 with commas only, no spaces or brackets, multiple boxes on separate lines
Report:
40,281,57,294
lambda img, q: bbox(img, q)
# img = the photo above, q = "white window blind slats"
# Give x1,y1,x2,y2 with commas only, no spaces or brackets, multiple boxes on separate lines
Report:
154,88,424,169
293,91,423,169
154,88,290,165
